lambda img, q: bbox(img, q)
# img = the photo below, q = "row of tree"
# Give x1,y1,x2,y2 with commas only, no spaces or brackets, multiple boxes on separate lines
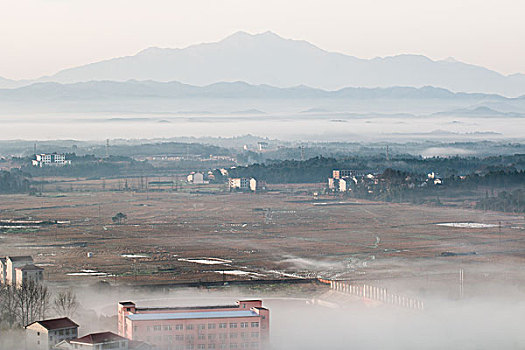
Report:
0,170,31,194
476,189,525,213
0,282,78,329
227,154,525,184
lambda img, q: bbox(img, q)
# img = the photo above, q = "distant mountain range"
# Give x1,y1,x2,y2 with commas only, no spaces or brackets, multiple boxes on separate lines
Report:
2,80,524,116
0,80,515,101
1,31,525,96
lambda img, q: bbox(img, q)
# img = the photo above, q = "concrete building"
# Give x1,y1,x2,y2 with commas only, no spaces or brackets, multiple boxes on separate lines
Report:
15,264,44,287
0,255,43,286
25,317,79,350
56,332,129,349
187,172,205,184
249,178,266,192
228,178,249,191
332,170,354,179
257,142,268,151
118,300,270,350
32,153,71,167
0,257,6,284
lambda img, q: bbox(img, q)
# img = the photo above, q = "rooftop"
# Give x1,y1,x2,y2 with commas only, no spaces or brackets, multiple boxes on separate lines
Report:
137,304,238,312
27,317,78,330
16,264,44,271
72,332,127,345
7,256,33,262
127,310,259,321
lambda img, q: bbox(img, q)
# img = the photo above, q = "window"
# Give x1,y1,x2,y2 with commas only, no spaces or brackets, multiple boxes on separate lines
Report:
219,323,227,329
229,323,237,328
240,322,248,328
208,323,216,329
185,345,194,350
198,334,205,340
37,332,40,336
164,325,172,331
251,343,258,348
208,334,216,340
176,324,183,331
230,344,238,349
241,343,249,349
59,330,64,335
198,324,205,330
250,322,259,328
186,325,194,330
185,335,194,341
176,335,184,341
154,325,162,331
208,344,216,349
240,333,247,339
251,333,259,338
220,345,227,350
219,334,227,340
229,333,237,339
197,345,206,349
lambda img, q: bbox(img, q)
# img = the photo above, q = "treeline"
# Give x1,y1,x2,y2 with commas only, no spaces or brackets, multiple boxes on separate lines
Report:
0,170,31,194
21,156,154,178
88,142,232,158
476,189,525,213
228,154,525,184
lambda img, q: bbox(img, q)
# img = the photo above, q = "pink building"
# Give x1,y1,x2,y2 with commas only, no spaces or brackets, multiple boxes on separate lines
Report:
118,300,270,350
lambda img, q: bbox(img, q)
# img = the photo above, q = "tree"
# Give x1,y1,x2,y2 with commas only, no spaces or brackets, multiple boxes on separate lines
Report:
15,281,50,327
112,212,127,225
53,290,78,318
0,285,18,328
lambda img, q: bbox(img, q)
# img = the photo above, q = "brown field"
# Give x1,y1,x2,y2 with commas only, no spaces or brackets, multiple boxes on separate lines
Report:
1,178,524,299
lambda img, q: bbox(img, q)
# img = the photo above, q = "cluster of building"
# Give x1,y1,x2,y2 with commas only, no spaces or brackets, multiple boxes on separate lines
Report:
328,169,443,194
24,300,269,350
0,255,44,287
228,178,265,192
25,318,148,350
32,153,71,167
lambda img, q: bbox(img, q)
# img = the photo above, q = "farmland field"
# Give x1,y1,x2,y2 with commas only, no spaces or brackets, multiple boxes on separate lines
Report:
1,178,524,300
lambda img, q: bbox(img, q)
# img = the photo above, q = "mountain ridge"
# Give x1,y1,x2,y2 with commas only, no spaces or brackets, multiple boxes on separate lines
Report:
2,31,525,96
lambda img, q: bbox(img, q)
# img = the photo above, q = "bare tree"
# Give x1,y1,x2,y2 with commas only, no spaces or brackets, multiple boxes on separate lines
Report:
0,285,20,328
15,281,50,326
53,289,79,318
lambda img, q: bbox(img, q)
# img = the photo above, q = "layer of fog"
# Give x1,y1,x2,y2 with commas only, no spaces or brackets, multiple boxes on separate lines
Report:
1,115,523,143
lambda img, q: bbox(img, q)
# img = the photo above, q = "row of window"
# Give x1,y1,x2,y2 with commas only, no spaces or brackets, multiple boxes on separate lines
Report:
144,322,259,332
166,342,259,350
148,332,260,342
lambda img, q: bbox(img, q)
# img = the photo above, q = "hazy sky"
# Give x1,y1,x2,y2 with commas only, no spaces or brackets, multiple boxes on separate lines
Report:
1,0,524,80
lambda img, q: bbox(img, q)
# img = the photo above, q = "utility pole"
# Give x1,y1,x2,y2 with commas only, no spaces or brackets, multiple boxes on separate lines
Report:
105,139,110,158
459,268,464,299
300,146,305,161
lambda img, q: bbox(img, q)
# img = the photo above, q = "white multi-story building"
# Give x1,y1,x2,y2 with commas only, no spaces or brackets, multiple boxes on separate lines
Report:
0,255,43,286
32,153,71,167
